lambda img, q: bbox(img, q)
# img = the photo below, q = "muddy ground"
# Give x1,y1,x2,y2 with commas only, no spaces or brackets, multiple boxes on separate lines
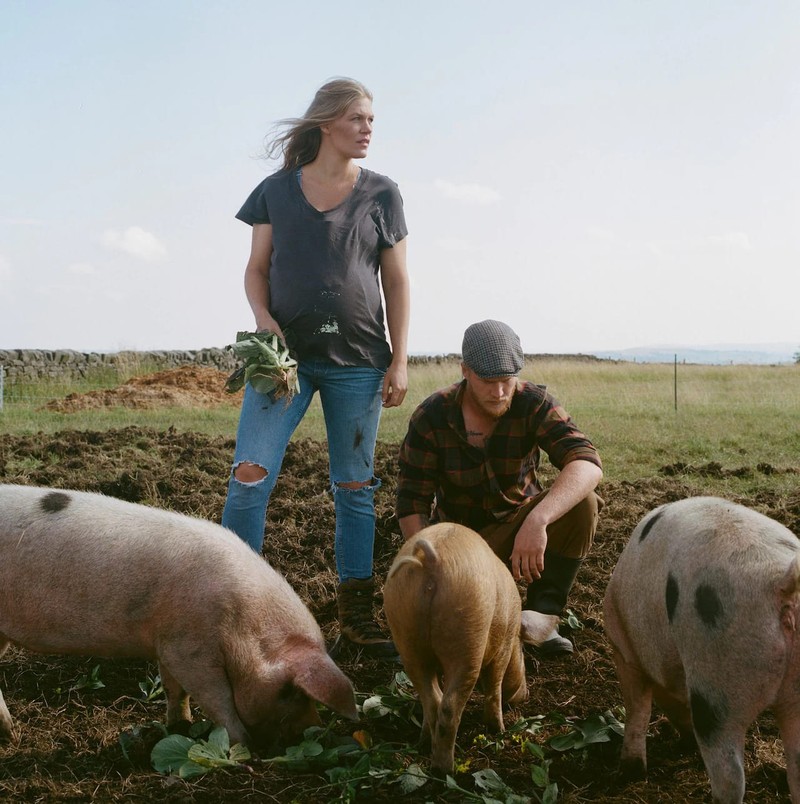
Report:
1,369,799,802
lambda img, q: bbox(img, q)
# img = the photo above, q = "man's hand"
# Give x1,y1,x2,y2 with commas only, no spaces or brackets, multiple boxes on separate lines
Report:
398,513,429,541
510,513,548,583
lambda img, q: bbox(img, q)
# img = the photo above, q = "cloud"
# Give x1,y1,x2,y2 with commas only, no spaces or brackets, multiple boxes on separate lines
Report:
102,226,167,261
707,232,752,250
433,179,501,205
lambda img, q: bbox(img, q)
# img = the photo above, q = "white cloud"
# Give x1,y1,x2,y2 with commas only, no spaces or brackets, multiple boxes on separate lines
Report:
707,232,752,250
101,226,167,261
433,179,501,205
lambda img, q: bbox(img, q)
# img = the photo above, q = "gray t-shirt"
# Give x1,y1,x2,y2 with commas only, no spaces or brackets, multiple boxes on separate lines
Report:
236,168,408,368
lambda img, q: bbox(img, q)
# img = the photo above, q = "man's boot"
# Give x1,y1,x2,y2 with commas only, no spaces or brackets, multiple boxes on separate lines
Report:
330,576,399,661
521,553,583,657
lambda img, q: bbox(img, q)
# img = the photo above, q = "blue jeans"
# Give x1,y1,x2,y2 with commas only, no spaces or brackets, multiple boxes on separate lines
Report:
221,359,385,582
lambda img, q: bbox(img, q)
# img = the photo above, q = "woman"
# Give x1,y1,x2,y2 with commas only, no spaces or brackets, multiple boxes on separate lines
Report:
222,78,409,659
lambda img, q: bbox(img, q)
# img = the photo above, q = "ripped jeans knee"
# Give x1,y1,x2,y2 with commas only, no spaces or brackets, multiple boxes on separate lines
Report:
222,461,278,554
231,460,269,485
332,477,381,581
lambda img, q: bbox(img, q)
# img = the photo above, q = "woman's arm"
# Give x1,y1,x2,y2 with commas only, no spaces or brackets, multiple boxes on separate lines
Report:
243,223,285,340
379,237,410,408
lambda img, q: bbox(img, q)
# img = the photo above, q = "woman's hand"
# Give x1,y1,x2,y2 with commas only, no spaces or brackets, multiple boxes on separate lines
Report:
382,359,408,408
255,314,286,344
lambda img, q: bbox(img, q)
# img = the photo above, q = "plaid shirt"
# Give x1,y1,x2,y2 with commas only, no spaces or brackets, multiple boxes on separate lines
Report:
396,380,602,531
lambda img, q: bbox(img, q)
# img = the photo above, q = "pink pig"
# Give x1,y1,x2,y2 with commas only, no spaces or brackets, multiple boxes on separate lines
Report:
604,496,800,803
0,484,357,750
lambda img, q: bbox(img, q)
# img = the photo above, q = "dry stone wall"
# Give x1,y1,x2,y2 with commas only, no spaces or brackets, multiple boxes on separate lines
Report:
0,348,239,382
0,349,600,384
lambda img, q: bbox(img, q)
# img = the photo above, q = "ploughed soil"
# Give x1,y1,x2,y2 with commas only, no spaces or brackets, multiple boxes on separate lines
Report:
1,368,799,802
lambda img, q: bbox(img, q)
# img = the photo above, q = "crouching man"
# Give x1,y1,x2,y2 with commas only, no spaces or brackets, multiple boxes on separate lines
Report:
396,320,603,656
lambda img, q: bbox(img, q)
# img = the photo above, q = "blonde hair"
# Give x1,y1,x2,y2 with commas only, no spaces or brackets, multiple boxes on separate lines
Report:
265,78,373,170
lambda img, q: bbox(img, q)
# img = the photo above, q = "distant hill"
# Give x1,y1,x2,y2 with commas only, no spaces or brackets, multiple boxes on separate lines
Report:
591,343,798,365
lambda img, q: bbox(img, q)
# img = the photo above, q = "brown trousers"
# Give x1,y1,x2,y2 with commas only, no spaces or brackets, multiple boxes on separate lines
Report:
477,490,604,564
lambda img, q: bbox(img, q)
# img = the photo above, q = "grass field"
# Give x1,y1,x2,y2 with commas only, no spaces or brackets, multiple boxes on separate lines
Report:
3,358,798,499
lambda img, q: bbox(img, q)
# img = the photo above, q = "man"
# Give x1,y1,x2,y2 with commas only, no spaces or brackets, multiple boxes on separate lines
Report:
396,320,603,656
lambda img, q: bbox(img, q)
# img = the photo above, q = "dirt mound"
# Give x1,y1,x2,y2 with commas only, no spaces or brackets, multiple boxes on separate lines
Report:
43,366,243,412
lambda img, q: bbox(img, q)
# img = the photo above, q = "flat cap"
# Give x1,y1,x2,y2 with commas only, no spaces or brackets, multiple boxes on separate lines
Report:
461,320,524,378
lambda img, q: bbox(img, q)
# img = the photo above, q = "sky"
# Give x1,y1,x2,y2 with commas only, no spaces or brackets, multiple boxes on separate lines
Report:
1,1,798,356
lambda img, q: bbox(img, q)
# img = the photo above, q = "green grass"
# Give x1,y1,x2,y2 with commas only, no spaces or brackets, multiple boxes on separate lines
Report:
3,359,798,497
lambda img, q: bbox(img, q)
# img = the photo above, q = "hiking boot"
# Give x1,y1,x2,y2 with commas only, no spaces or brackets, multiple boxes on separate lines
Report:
333,576,400,661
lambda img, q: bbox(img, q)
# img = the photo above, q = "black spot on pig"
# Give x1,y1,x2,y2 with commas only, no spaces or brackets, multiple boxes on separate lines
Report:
40,491,70,513
690,689,726,744
695,584,724,628
666,573,679,623
639,508,665,542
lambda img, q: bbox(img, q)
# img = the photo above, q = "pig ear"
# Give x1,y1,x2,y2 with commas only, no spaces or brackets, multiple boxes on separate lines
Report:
292,654,358,721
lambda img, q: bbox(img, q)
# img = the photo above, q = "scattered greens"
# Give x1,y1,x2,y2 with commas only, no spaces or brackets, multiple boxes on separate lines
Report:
145,671,622,800
69,663,105,692
548,710,624,752
151,724,251,779
139,670,164,702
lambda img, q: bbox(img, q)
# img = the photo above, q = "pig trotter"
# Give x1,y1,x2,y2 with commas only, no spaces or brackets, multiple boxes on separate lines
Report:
0,688,15,743
619,755,647,780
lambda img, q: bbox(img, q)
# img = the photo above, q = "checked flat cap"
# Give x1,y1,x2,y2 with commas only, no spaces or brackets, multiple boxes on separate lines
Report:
461,320,524,378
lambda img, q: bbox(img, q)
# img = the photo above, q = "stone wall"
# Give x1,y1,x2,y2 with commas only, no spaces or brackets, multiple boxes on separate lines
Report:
0,348,602,384
0,348,239,382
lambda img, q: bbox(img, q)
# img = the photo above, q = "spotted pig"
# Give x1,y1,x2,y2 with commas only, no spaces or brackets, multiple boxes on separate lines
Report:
603,496,800,803
383,523,528,775
0,484,357,751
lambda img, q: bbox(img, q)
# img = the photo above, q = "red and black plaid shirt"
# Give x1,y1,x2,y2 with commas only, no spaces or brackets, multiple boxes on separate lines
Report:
396,380,602,531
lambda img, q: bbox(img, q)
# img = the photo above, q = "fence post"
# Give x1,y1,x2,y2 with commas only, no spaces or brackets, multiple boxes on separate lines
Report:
674,354,678,412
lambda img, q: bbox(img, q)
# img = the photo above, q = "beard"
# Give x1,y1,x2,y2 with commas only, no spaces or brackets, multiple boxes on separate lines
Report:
475,396,513,420
481,399,511,419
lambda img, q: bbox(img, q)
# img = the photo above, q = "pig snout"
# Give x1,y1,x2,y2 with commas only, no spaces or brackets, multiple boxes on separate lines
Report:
384,522,527,775
0,484,357,753
603,496,800,803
